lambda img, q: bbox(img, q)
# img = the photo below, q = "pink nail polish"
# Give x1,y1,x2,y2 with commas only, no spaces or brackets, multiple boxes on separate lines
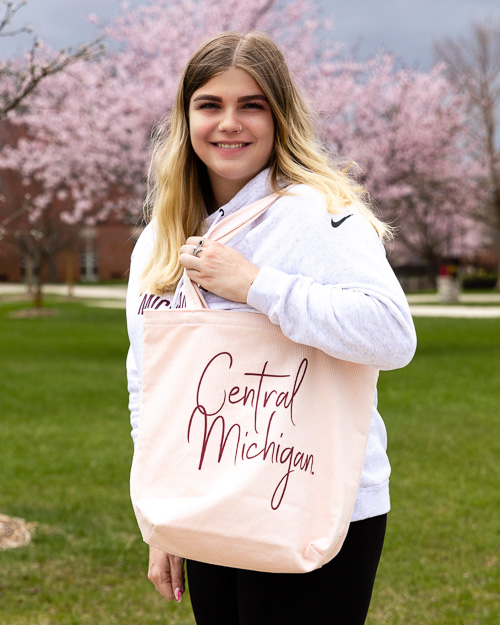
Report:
175,588,183,603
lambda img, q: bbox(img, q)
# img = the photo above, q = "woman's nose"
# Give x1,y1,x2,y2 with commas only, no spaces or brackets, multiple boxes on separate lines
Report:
218,110,241,133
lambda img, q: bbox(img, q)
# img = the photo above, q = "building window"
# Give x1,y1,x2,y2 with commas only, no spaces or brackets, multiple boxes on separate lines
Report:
80,227,98,282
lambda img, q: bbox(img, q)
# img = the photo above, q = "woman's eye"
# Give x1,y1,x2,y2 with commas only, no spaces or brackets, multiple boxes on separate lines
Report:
195,101,265,111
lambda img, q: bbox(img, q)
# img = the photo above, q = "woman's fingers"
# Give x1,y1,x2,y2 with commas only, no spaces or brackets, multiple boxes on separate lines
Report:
148,546,185,602
170,555,185,603
179,238,259,303
180,236,208,260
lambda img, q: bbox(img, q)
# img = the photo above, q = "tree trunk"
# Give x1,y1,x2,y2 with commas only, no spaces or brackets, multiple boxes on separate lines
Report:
32,281,42,309
32,253,48,309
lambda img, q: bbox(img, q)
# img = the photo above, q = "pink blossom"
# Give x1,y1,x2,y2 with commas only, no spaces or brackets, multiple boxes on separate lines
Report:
0,0,481,266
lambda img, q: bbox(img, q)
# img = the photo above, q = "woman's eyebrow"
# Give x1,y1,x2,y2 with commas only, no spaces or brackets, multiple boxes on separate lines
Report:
237,95,268,103
192,94,222,102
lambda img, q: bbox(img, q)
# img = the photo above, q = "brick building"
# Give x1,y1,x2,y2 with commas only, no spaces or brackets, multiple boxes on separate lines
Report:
0,206,141,284
0,172,141,284
0,123,141,284
0,222,140,284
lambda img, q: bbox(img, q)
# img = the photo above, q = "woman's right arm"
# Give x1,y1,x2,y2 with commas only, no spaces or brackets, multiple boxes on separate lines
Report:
126,347,141,444
126,224,154,443
126,226,184,602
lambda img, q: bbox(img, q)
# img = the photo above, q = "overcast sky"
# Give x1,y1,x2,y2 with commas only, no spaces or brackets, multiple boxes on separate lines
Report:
1,0,500,69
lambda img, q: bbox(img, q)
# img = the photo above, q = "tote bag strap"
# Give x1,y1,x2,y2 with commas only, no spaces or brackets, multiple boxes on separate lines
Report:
182,188,291,309
206,188,289,244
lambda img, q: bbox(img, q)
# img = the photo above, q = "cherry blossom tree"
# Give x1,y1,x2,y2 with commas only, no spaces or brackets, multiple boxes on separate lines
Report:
336,60,479,274
435,20,500,281
301,51,481,276
0,0,104,304
0,0,481,281
0,0,327,225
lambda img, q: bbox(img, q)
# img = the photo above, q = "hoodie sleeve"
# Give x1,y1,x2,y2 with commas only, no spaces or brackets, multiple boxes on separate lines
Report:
126,347,141,445
246,192,416,371
125,224,155,444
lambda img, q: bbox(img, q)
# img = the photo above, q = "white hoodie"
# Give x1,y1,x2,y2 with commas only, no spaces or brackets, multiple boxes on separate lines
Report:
126,169,416,522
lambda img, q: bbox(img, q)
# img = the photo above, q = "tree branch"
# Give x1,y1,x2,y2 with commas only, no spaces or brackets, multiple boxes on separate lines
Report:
0,1,104,119
0,38,104,119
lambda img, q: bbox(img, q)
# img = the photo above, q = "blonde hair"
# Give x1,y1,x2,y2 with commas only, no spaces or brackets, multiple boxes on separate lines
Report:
142,31,391,295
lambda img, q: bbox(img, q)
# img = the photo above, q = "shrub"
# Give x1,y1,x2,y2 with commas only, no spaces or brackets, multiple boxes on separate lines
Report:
461,274,498,289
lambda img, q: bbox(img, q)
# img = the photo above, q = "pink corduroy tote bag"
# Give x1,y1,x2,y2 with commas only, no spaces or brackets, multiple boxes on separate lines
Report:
130,191,379,573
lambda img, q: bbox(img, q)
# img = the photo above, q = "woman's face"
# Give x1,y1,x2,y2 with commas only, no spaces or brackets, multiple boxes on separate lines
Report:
189,67,275,207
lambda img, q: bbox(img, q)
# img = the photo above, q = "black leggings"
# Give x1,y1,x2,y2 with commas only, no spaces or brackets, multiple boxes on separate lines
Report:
186,513,387,625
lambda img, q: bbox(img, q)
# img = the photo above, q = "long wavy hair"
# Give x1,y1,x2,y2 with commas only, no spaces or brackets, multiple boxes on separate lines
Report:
141,31,391,295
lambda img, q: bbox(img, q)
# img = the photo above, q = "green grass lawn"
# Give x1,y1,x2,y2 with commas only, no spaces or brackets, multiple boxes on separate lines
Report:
371,318,500,625
0,300,499,624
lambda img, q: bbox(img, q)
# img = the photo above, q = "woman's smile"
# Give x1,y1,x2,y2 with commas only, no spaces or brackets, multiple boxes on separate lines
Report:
213,142,249,149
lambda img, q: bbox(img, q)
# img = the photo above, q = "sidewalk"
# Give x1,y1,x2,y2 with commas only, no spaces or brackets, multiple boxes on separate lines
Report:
0,283,127,299
408,305,500,318
0,283,127,309
405,292,500,317
2,284,500,317
406,293,500,304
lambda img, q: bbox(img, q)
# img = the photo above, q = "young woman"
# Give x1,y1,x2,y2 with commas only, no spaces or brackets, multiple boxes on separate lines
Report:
126,31,416,625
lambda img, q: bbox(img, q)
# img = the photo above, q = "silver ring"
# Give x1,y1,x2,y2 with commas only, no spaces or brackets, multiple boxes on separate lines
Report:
193,245,202,257
198,239,204,247
236,125,242,134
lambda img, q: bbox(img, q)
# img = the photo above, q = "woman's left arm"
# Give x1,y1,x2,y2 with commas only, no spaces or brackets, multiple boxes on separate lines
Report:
180,210,416,371
247,265,416,370
249,210,416,370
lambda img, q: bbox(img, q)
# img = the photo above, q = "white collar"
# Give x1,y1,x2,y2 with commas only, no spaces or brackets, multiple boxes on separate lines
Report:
204,168,274,229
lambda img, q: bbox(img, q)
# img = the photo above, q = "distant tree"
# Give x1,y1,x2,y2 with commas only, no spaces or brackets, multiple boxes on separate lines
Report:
0,0,102,304
0,127,79,305
0,0,103,120
435,20,500,279
0,185,79,304
314,57,479,278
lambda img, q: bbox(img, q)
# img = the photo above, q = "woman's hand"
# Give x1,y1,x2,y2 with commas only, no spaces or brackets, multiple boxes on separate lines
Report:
148,546,185,603
179,237,260,303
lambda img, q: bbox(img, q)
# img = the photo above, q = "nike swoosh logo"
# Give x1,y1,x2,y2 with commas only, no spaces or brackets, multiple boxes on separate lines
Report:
331,214,353,228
